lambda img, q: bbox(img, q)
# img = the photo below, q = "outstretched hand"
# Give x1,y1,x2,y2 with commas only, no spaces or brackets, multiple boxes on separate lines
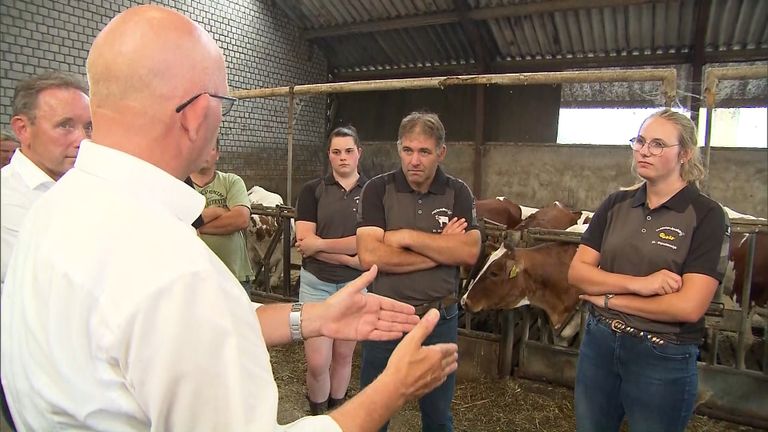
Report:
318,265,420,341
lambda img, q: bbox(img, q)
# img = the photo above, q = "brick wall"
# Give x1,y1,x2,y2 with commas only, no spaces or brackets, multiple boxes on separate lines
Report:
0,0,328,203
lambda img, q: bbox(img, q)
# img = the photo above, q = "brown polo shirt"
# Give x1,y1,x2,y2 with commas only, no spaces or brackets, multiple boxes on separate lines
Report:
296,173,368,283
581,183,729,344
357,166,478,306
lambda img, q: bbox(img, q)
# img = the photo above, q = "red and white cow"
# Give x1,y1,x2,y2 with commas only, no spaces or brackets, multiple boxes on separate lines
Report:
476,197,522,229
514,201,584,231
461,242,581,341
246,186,288,288
721,207,767,309
461,200,592,342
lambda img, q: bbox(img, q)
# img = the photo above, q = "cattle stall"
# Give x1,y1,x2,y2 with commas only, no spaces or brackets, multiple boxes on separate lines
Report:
504,223,768,429
248,204,297,300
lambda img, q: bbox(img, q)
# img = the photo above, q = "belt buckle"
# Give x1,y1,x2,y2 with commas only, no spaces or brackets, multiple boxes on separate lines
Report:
610,319,625,332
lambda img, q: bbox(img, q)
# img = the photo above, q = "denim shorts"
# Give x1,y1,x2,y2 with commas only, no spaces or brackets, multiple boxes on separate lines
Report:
299,268,358,302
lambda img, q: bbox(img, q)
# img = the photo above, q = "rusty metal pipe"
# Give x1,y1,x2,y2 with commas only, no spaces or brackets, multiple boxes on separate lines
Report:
232,69,677,102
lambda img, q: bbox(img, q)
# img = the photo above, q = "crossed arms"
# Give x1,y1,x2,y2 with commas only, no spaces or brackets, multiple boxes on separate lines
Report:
197,205,250,235
357,217,481,273
295,220,361,269
569,244,719,323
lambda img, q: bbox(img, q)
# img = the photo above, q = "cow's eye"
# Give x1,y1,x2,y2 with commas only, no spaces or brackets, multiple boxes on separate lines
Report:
489,271,499,278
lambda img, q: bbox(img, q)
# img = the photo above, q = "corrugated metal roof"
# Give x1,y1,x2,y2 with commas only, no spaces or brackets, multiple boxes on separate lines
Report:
276,0,768,74
274,0,767,106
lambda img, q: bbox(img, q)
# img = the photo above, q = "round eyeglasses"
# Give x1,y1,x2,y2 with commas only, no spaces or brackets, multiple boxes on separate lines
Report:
629,137,679,156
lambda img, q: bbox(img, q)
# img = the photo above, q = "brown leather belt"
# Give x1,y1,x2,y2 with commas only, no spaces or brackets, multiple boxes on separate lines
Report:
413,296,458,317
594,314,666,346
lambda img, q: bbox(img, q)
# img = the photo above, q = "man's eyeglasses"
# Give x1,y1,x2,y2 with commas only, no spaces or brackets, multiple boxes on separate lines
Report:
175,93,237,117
629,136,679,156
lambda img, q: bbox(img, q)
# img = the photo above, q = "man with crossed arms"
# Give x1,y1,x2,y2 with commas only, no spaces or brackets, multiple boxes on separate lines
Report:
357,111,481,431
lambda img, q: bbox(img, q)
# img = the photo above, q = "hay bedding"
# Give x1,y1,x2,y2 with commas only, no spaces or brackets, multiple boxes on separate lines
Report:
269,343,760,432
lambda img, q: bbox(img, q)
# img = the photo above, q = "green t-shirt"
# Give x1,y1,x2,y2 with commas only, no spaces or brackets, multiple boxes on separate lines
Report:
195,171,254,282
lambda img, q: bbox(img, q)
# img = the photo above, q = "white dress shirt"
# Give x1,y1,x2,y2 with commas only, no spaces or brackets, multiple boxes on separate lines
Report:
1,140,340,431
0,149,56,287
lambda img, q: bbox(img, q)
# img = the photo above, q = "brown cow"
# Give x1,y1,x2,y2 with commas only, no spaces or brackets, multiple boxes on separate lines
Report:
515,201,582,231
476,197,522,229
461,242,580,332
729,232,767,308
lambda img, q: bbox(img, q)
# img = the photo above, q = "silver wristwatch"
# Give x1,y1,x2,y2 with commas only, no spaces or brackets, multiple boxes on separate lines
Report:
290,302,304,342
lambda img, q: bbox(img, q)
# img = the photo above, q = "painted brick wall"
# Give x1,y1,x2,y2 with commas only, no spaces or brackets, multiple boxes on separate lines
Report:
0,0,328,203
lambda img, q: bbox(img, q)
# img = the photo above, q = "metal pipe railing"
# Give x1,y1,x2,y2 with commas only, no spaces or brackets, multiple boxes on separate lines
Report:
233,68,677,106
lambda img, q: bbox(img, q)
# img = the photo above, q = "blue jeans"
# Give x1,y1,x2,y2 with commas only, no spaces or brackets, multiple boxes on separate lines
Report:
575,314,699,432
360,303,458,432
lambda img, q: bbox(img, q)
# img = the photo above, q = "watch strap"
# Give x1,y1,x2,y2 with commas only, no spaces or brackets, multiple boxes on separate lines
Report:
290,302,304,342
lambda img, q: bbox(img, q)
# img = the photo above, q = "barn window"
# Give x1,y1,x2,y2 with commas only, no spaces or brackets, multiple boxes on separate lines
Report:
696,108,768,148
557,107,767,148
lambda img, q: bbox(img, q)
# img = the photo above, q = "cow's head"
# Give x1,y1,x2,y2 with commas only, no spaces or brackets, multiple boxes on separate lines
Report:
461,243,530,313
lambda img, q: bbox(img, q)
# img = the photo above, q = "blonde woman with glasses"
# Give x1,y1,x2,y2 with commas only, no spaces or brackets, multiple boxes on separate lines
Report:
568,108,729,432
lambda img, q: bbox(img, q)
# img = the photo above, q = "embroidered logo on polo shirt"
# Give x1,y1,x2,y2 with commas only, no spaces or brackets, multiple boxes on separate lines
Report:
432,207,453,232
652,226,685,250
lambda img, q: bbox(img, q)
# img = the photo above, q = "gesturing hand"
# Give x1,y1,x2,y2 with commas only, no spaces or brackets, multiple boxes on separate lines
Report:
382,309,459,401
318,265,420,341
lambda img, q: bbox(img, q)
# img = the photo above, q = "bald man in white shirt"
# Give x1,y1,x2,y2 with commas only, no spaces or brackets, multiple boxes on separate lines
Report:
1,5,458,432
